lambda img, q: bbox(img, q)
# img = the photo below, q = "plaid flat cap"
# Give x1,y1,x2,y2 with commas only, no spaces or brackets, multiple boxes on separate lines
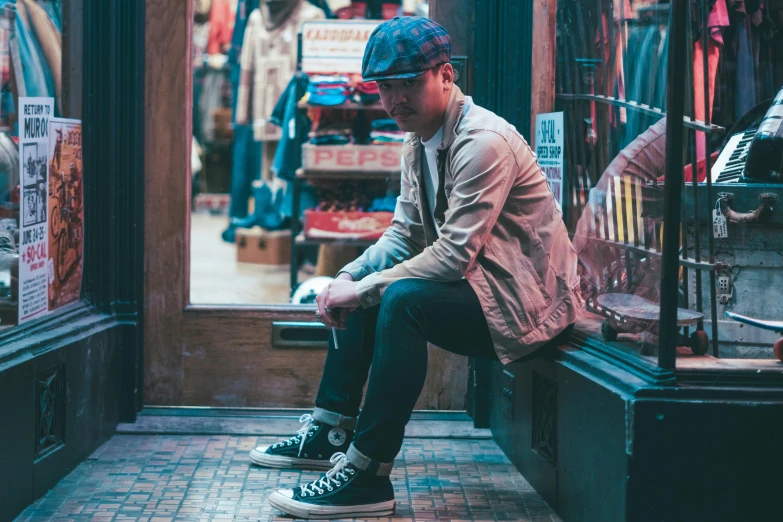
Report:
362,16,451,82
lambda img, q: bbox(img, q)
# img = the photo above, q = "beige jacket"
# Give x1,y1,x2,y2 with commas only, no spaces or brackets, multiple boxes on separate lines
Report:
235,2,324,141
340,86,581,364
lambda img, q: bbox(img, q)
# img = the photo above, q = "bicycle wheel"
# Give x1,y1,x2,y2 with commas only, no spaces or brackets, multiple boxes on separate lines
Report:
56,231,69,283
50,204,61,235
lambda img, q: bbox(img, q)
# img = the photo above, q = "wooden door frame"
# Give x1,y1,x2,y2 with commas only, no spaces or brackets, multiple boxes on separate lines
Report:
143,0,470,409
144,0,317,405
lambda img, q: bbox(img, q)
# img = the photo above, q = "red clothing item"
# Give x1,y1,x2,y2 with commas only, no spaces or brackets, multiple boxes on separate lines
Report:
693,0,727,158
694,38,722,159
207,0,238,55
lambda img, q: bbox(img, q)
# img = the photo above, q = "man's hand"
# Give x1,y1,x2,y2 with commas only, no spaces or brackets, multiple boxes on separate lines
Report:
316,273,359,329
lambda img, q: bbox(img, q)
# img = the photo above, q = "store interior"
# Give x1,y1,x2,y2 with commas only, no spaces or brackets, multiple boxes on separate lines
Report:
558,0,783,364
189,0,428,306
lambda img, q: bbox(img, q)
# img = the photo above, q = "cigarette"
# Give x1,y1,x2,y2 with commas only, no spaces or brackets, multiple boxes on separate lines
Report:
332,328,339,350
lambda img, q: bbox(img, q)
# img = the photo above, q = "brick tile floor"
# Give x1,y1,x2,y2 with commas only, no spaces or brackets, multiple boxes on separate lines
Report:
16,435,561,522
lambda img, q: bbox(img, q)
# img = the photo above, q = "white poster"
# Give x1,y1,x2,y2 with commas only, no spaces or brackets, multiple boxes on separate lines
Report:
18,97,54,323
300,20,381,74
535,112,565,212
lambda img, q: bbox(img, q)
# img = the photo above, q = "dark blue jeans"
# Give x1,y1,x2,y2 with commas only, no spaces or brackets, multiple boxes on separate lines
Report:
228,124,261,219
314,279,497,466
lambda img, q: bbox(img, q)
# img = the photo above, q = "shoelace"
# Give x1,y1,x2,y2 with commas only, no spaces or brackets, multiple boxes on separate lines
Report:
300,453,355,497
271,413,317,457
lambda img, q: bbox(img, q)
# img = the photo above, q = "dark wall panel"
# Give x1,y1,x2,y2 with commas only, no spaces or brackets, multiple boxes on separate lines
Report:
556,363,628,522
33,328,122,497
629,400,783,522
0,362,35,520
492,356,630,520
0,325,123,521
491,357,559,508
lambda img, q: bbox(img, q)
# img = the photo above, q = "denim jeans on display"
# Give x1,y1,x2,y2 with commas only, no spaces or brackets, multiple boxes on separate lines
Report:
11,2,56,111
314,279,497,465
228,124,261,219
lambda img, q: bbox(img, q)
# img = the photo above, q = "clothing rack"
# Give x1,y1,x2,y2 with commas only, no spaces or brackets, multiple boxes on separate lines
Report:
555,0,749,363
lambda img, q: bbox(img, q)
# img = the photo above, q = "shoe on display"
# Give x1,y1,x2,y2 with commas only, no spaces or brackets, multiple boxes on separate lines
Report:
268,452,396,520
220,224,237,243
0,234,18,271
249,414,352,470
228,181,288,232
258,185,286,230
232,181,273,229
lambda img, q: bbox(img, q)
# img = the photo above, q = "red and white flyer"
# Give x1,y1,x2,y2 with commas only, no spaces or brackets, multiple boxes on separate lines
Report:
18,97,54,323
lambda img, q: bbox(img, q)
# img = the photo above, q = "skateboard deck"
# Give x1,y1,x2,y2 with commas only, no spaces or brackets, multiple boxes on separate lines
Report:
597,293,703,326
725,311,783,361
724,311,783,333
596,293,708,355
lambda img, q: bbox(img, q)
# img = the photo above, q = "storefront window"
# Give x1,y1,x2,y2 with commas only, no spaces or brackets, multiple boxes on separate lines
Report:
0,0,83,333
188,0,427,306
557,1,668,363
557,0,782,365
680,0,783,364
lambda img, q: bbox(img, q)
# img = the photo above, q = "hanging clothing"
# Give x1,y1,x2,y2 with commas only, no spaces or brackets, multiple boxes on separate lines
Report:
229,0,260,67
694,38,722,158
229,0,260,123
195,0,213,18
198,66,229,143
758,6,783,102
228,124,262,219
595,0,631,124
0,131,18,204
235,1,325,141
623,22,668,148
36,0,61,31
262,0,301,30
307,0,335,18
734,14,757,120
270,72,310,181
270,72,318,218
10,0,56,110
693,0,729,158
206,0,238,55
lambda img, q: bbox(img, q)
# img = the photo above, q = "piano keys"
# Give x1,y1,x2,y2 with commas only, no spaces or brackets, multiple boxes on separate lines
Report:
710,86,783,184
710,128,756,183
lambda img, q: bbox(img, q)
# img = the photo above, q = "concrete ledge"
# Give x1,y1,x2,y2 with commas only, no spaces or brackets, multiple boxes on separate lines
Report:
117,413,491,438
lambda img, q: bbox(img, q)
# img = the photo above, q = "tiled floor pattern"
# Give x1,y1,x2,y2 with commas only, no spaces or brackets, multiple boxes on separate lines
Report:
17,435,561,522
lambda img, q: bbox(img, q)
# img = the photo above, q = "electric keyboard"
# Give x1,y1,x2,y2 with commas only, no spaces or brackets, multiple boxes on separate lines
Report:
710,86,783,184
710,128,756,183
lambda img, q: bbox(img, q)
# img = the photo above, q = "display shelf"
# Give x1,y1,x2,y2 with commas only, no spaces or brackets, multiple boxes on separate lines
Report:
290,88,397,294
589,237,719,271
556,93,726,134
294,234,378,247
296,167,400,180
298,101,386,111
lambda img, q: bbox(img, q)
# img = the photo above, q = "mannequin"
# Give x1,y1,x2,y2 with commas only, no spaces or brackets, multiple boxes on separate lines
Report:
223,0,325,241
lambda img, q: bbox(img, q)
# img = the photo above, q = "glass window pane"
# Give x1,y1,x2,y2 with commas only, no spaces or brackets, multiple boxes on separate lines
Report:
557,0,668,364
1,0,83,333
681,0,783,365
189,1,423,306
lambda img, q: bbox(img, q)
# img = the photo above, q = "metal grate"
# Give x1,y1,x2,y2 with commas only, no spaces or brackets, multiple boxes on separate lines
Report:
35,366,66,459
532,371,557,465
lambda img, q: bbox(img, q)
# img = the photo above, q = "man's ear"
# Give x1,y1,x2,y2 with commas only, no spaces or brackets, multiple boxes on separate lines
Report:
440,63,454,89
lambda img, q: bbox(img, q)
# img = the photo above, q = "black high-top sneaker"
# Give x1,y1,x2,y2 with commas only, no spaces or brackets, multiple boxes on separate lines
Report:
268,452,396,519
249,414,352,470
